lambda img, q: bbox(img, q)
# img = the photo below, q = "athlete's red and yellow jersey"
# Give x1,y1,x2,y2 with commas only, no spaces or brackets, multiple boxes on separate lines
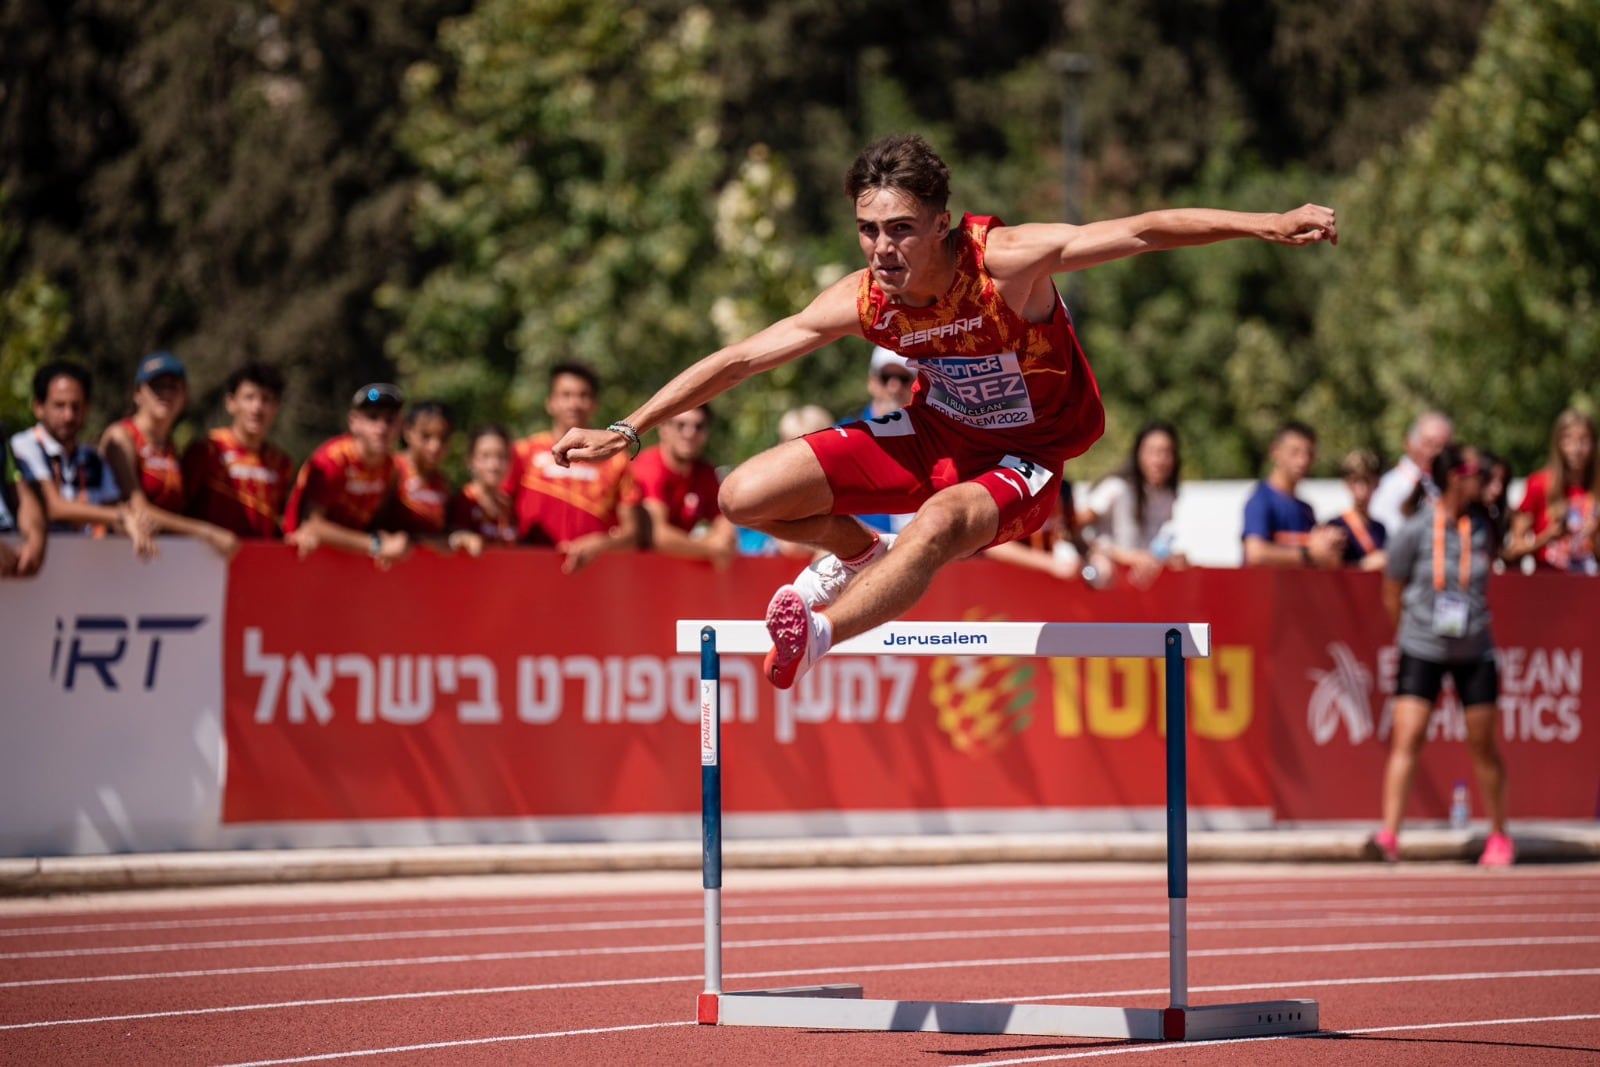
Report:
118,418,185,511
857,214,1104,465
391,452,450,536
504,431,639,545
447,482,519,544
631,446,721,533
181,428,294,538
283,434,395,535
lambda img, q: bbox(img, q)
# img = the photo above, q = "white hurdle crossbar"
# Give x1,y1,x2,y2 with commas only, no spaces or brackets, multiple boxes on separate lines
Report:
677,618,1319,1042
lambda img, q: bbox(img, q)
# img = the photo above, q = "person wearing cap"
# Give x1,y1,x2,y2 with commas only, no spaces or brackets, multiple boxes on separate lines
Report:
181,362,296,539
9,360,158,559
283,383,409,567
504,361,641,573
99,350,239,559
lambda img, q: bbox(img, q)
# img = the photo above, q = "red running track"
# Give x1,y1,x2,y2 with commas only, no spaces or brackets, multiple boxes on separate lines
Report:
1,862,1598,1066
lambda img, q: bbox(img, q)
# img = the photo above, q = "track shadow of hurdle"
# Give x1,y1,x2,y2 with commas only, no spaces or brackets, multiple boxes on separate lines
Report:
678,618,1320,1043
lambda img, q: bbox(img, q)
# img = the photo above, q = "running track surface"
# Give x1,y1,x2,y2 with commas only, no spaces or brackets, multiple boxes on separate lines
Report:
2,862,1598,1066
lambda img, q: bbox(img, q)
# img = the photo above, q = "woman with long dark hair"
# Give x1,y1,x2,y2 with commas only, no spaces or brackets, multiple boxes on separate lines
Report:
1374,443,1512,866
1082,420,1186,586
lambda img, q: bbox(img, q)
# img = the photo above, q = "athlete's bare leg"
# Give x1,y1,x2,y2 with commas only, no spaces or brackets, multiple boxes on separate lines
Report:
821,482,1000,644
719,440,878,559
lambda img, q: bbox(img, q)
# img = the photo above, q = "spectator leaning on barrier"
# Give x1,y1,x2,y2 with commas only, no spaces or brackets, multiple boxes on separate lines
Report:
1374,442,1513,867
632,403,737,568
100,351,239,559
1241,420,1347,568
284,382,409,567
1326,448,1388,571
448,424,519,546
504,361,641,573
1369,410,1453,533
1081,420,1186,586
181,361,295,539
0,426,48,577
390,400,482,557
9,361,157,558
1504,408,1598,575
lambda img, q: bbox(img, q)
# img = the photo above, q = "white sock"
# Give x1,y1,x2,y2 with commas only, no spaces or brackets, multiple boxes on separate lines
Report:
810,611,834,657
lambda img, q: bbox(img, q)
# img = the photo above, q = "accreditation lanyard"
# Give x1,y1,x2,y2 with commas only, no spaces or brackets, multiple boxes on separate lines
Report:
35,426,88,498
1341,510,1378,556
1432,509,1472,592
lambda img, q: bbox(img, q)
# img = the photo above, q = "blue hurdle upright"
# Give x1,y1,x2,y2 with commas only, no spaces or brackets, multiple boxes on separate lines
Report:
678,618,1319,1042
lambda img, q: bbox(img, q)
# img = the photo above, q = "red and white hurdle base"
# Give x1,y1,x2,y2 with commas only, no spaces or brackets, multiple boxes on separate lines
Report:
697,985,1319,1042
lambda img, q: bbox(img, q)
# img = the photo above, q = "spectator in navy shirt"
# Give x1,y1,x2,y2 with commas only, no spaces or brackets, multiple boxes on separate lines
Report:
1326,448,1388,571
1242,420,1346,568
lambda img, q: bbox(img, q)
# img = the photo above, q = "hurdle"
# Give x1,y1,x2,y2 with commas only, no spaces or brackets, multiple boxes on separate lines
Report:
677,618,1319,1042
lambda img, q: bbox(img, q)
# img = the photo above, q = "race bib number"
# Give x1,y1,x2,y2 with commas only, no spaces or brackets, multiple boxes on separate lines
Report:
916,352,1037,430
1432,592,1470,638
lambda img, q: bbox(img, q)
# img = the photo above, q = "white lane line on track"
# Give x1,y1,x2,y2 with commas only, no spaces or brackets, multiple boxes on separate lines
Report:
7,908,1598,961
2,934,1595,990
4,966,1596,1033
214,1020,698,1066
963,1013,1600,1064
7,889,1596,941
200,1010,1600,1066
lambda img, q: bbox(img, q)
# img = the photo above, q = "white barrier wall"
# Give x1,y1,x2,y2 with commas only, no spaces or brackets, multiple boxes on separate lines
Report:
0,538,227,855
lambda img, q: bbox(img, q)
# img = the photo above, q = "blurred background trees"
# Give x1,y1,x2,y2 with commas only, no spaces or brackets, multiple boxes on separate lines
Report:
3,0,1593,477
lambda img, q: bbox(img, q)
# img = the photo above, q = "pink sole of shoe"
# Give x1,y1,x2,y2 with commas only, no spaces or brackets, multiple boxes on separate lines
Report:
763,588,809,689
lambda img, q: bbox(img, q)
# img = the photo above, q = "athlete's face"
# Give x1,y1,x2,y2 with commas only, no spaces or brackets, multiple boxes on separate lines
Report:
404,413,452,474
546,373,597,435
855,188,950,305
33,375,88,447
225,382,281,444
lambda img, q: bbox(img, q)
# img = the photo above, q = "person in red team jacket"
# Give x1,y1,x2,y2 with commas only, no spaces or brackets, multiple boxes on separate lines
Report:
182,362,295,539
631,403,736,568
285,383,408,567
554,133,1338,688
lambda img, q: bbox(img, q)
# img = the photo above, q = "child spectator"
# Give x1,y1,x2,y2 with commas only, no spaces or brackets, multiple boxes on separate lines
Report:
1505,408,1598,574
1327,448,1388,571
181,362,294,539
448,425,519,546
100,351,239,558
632,403,736,567
9,361,156,558
392,401,481,556
284,382,409,567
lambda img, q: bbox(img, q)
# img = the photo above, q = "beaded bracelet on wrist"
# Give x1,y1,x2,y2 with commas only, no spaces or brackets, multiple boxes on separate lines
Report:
606,420,642,458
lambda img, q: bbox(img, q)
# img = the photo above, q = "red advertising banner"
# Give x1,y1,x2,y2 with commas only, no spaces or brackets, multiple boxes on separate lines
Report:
221,546,1600,827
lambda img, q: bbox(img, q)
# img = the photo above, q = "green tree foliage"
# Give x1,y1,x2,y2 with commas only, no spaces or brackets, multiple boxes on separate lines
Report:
0,0,468,456
0,192,75,432
1315,0,1600,473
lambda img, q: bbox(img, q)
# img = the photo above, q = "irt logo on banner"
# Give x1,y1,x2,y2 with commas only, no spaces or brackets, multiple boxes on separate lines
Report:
51,614,207,691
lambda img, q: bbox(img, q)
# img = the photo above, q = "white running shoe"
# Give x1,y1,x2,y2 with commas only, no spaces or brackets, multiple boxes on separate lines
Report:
763,585,828,689
792,531,895,609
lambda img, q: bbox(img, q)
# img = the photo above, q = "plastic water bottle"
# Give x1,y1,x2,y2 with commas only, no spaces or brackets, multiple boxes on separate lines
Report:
1449,782,1471,829
1150,523,1177,562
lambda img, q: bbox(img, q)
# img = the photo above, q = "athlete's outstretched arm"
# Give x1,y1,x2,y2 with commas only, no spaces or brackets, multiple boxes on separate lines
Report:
986,205,1337,283
553,274,862,466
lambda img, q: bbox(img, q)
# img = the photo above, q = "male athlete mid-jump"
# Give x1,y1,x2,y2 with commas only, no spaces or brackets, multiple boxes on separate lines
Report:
554,133,1337,688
